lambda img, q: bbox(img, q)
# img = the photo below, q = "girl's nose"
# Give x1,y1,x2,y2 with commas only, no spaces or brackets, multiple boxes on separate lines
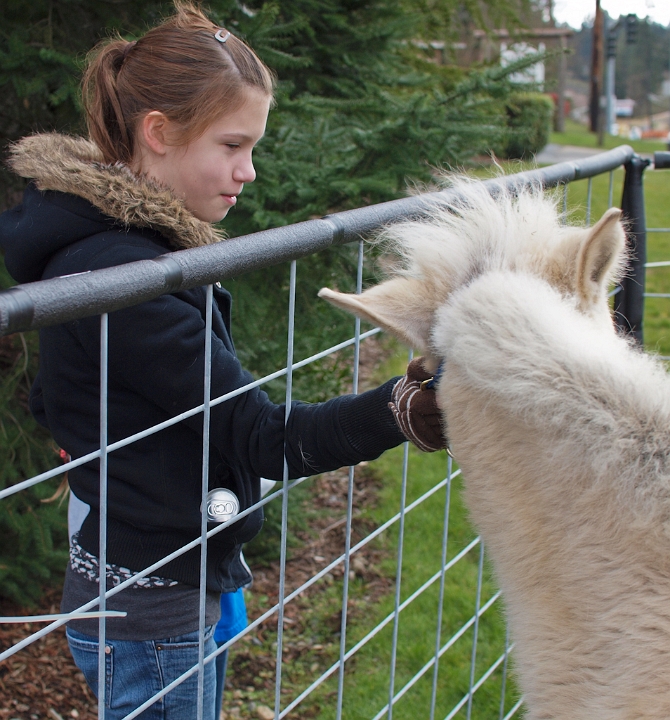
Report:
233,153,256,184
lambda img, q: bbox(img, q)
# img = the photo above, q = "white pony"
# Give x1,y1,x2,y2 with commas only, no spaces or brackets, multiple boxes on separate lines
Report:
319,179,670,720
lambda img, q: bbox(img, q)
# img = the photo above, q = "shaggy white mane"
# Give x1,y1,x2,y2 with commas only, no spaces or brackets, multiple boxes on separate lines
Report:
375,178,628,316
379,178,565,284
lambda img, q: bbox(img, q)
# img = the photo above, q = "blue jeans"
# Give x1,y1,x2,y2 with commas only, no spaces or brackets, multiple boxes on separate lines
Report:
66,627,216,720
214,645,229,716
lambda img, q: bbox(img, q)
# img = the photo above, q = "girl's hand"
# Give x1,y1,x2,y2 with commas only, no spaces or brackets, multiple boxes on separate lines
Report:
388,358,447,452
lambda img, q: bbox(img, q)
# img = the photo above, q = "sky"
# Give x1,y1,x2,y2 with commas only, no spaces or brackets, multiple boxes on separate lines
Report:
552,0,670,28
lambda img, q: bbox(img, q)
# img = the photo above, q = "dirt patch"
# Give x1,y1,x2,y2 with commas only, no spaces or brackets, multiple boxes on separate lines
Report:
0,589,97,720
0,462,393,720
0,336,397,719
224,463,394,719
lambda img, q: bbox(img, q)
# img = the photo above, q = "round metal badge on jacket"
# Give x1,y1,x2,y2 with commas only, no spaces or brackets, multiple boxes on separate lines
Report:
203,488,240,523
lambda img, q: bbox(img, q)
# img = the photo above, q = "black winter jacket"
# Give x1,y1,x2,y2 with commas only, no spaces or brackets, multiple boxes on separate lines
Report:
0,134,405,592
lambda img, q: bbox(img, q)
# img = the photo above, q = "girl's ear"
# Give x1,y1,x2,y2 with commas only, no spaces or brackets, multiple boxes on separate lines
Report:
319,277,436,352
138,111,171,156
576,207,626,306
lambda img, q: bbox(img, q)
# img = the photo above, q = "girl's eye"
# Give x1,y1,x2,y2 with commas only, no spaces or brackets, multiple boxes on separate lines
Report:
225,143,240,150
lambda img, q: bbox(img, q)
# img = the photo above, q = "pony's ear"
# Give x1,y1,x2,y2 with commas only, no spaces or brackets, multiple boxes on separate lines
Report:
319,277,435,351
576,207,626,305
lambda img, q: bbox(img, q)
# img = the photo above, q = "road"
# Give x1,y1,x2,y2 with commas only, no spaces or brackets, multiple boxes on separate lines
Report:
535,143,657,165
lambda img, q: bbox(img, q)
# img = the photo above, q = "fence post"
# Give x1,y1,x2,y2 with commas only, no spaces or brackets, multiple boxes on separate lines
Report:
613,154,651,344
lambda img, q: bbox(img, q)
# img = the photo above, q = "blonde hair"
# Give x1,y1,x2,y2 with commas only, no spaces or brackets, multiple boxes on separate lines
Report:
81,2,275,164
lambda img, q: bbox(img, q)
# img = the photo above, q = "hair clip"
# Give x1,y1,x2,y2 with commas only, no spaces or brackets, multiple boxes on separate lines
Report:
215,29,230,44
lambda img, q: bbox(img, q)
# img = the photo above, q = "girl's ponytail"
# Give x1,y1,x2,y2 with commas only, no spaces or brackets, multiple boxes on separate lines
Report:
81,3,275,166
82,38,136,164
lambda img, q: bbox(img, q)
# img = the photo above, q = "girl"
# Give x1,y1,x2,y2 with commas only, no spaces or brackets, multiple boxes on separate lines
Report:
0,4,444,719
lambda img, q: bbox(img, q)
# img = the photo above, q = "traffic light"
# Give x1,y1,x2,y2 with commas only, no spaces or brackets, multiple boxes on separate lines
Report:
625,14,638,45
606,29,617,58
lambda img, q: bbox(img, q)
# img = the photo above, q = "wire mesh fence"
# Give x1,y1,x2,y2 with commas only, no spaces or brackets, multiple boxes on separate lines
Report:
1,144,662,719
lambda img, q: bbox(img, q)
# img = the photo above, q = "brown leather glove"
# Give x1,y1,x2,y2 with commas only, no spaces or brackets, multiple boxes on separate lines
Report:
388,357,447,452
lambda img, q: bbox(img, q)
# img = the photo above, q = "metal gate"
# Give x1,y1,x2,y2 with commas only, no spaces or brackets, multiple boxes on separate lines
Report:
0,145,664,719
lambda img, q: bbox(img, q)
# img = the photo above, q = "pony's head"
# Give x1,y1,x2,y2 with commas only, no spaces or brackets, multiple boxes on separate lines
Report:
319,178,626,364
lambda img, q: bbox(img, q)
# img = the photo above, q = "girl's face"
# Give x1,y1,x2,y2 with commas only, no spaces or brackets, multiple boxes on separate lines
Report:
140,88,271,224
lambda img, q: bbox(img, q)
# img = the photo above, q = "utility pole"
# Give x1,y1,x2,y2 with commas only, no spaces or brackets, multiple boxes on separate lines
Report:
605,15,616,136
556,33,567,132
590,0,604,140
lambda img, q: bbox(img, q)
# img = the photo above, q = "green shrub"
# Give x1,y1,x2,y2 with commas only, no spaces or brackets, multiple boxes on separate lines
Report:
499,92,554,159
0,265,68,605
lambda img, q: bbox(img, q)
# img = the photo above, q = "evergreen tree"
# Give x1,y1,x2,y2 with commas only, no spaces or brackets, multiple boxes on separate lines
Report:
612,17,670,120
0,264,69,605
0,0,534,596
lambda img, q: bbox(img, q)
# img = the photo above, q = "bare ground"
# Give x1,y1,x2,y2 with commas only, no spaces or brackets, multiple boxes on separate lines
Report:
0,466,390,720
0,338,396,720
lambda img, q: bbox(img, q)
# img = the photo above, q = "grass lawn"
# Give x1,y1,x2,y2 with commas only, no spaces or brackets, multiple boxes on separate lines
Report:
306,141,670,718
550,118,667,155
327,449,517,720
300,350,519,720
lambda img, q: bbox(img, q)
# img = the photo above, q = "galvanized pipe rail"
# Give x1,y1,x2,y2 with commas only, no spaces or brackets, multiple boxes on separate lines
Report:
0,144,651,720
0,145,635,337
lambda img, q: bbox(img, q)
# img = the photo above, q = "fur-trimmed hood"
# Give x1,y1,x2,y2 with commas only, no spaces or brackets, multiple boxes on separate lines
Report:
7,133,222,251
